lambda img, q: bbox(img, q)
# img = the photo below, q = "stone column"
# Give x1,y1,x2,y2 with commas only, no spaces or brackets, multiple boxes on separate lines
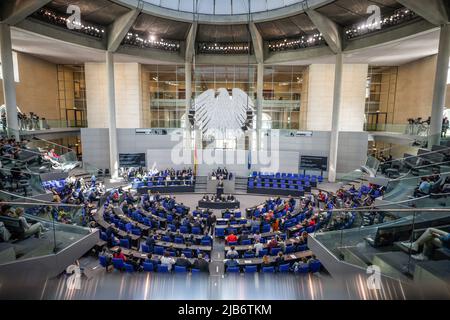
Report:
0,24,19,141
106,51,119,179
328,53,343,183
429,24,450,147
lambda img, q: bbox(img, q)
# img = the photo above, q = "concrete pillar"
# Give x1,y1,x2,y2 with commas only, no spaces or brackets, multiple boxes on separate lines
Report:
0,24,19,141
185,61,192,136
106,51,119,179
429,24,450,147
256,62,264,148
328,53,343,183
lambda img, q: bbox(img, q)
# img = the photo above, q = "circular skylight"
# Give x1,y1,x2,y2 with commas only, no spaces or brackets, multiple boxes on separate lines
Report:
143,0,304,15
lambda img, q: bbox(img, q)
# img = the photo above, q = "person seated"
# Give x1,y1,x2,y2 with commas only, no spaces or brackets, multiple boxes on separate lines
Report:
145,253,160,269
441,176,450,193
16,207,46,238
226,246,239,259
274,251,285,268
175,253,192,269
244,246,254,257
227,194,235,202
160,252,176,271
113,248,127,262
414,178,432,197
226,232,238,244
225,257,239,271
239,230,249,244
128,255,142,271
201,232,213,244
192,253,209,272
267,237,278,250
292,257,308,272
261,255,272,269
99,248,113,272
401,228,450,261
307,254,319,266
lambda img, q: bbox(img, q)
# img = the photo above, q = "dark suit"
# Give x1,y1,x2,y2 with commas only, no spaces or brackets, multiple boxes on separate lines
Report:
193,258,209,272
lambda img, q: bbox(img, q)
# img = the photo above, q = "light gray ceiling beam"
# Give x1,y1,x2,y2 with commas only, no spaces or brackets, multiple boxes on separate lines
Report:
249,22,264,63
306,8,342,54
397,0,448,26
0,0,52,25
106,3,143,52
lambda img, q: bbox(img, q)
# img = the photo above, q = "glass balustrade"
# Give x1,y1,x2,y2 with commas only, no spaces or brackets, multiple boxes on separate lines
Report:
313,206,450,278
0,201,91,264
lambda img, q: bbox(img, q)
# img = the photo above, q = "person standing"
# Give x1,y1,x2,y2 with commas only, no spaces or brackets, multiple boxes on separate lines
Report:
207,212,216,236
442,117,449,138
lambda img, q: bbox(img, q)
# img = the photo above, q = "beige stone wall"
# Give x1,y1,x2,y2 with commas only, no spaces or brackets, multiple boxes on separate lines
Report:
85,62,142,128
299,68,309,130
0,52,59,119
393,55,436,123
306,63,368,131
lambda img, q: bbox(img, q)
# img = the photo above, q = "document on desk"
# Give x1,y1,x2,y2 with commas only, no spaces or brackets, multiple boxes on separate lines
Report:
290,255,296,259
244,260,252,264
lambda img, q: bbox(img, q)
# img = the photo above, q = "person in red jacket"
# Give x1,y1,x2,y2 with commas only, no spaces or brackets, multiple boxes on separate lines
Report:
226,233,238,244
113,248,127,262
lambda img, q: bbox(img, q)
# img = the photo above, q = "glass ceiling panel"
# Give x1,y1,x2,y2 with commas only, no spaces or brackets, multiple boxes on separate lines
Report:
142,0,305,15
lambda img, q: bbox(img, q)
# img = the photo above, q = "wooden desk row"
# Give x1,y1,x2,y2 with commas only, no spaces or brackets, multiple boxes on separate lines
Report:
228,250,313,266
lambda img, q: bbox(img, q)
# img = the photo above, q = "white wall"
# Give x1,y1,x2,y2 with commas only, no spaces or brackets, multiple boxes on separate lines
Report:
85,62,142,129
306,63,368,131
81,128,368,177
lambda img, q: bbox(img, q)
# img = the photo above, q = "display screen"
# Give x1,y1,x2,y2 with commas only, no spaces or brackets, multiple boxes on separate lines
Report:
119,153,146,167
299,155,328,171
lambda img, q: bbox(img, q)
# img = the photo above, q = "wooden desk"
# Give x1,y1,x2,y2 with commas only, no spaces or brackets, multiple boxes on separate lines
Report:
155,241,212,252
227,250,313,266
94,211,140,241
154,229,205,240
224,237,302,252
110,246,206,263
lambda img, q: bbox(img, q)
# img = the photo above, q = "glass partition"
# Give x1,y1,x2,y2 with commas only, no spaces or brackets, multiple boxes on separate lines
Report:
0,201,91,264
313,207,450,277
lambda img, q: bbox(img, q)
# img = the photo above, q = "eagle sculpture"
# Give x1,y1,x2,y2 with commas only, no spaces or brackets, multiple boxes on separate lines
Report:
191,88,254,140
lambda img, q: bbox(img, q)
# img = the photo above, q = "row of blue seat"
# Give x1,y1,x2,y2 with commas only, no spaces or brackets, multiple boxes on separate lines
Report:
227,261,321,273
132,181,194,189
101,257,201,273
141,245,208,258
248,182,308,191
229,245,309,259
252,172,323,180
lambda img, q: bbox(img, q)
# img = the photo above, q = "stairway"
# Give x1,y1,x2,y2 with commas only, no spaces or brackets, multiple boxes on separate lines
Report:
195,176,208,193
235,176,248,193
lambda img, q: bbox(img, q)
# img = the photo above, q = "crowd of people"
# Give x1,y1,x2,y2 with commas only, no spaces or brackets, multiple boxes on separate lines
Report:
201,194,237,203
98,189,214,273
413,174,450,197
211,167,232,180
125,167,194,184
0,202,48,241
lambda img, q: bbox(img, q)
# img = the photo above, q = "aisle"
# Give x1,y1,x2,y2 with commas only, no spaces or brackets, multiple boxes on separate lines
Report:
209,209,225,277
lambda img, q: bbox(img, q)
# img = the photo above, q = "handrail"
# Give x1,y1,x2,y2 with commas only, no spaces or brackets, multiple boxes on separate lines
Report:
0,200,83,208
318,207,450,214
389,170,450,182
0,165,42,176
0,155,27,164
32,137,74,152
0,190,51,203
382,145,450,165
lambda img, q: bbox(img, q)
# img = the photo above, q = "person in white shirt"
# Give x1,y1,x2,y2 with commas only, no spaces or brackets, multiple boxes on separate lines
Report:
160,252,176,271
253,239,264,257
226,246,239,259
